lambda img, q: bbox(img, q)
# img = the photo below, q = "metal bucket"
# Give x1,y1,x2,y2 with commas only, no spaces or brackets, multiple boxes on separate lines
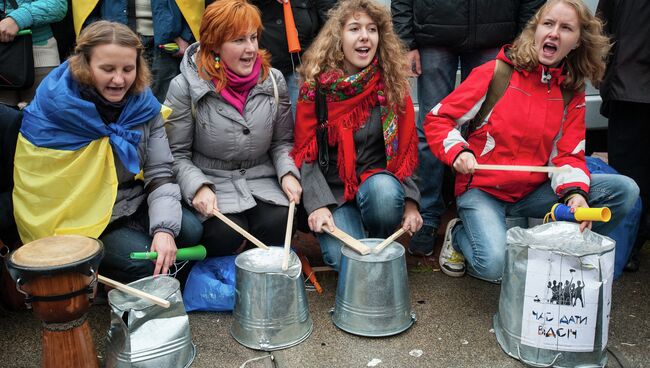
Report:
494,223,615,367
231,247,313,351
331,238,415,336
106,276,196,368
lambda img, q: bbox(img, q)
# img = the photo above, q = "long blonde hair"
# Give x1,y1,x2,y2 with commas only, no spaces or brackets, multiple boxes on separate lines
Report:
298,0,410,109
509,0,610,91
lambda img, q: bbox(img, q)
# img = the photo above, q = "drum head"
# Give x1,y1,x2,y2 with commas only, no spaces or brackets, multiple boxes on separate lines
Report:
6,235,104,284
11,235,102,268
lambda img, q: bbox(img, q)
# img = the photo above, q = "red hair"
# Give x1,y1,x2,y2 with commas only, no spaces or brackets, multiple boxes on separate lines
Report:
197,0,270,91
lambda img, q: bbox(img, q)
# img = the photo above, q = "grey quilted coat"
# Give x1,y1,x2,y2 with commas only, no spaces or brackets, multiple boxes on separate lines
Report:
164,43,299,218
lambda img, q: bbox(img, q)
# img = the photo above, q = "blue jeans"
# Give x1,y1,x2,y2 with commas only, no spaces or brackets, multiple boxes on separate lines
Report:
100,206,203,283
453,174,640,283
283,71,300,118
316,174,405,271
415,47,498,229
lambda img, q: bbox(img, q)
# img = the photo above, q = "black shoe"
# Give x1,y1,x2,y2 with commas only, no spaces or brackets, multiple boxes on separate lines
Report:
408,225,436,257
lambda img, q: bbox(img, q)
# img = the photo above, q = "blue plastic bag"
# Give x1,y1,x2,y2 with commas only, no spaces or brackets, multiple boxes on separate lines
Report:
586,157,643,279
183,256,237,312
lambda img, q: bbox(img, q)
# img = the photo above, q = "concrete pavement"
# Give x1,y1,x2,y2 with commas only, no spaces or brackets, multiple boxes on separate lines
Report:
1,239,648,368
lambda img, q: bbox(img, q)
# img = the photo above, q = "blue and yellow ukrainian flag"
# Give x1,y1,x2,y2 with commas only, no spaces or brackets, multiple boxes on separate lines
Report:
13,62,161,243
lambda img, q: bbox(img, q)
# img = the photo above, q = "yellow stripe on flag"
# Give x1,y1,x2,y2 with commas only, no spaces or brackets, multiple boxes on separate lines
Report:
176,0,204,42
13,134,118,243
71,0,100,37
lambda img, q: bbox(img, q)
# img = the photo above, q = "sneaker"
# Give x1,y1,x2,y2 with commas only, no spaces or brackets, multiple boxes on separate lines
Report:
439,218,466,277
408,225,436,257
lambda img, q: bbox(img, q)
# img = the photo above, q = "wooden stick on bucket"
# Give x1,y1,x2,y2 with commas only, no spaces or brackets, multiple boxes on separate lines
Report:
474,164,570,174
282,201,296,271
373,228,406,254
98,275,170,308
213,210,269,250
323,226,371,255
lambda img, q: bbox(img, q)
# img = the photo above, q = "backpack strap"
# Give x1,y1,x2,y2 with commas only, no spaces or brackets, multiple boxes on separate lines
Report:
464,59,513,139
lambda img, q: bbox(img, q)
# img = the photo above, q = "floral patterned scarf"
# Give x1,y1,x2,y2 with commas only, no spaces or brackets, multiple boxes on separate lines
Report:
292,58,417,200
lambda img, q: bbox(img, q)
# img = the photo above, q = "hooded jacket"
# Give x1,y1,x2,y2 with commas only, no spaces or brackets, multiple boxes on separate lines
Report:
164,42,299,216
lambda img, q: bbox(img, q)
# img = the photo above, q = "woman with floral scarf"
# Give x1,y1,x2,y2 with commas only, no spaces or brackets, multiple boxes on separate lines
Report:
292,0,422,271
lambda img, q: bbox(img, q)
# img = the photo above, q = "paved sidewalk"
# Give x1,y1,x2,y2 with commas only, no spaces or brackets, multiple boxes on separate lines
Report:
1,239,648,368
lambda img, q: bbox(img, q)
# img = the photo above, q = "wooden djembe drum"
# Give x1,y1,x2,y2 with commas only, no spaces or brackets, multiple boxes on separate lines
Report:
5,235,104,368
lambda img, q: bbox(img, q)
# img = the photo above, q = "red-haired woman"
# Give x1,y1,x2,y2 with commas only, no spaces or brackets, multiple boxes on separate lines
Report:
165,0,302,256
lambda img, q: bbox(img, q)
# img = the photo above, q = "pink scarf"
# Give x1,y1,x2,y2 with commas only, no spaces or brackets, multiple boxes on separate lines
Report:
214,57,262,115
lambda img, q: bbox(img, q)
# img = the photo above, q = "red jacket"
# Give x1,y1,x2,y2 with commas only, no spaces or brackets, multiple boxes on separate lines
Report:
424,47,589,202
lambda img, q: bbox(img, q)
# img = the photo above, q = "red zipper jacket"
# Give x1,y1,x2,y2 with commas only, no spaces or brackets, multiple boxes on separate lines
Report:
424,47,589,202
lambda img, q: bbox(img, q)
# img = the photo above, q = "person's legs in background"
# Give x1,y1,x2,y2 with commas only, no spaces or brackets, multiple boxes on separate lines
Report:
151,49,181,103
608,101,650,271
283,70,300,118
408,47,457,256
458,48,500,81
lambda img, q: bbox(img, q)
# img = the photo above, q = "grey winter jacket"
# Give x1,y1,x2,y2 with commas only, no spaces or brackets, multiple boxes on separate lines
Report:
164,42,299,218
112,113,183,237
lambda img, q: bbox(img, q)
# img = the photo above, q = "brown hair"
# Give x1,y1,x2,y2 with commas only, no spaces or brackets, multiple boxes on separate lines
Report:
298,0,410,109
197,0,271,91
68,20,150,94
509,0,610,91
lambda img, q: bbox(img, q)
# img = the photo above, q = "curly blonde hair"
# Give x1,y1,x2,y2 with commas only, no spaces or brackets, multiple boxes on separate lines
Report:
69,21,150,94
298,0,410,109
509,0,610,91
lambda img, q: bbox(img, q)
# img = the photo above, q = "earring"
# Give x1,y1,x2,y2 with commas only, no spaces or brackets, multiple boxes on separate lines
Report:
214,55,220,69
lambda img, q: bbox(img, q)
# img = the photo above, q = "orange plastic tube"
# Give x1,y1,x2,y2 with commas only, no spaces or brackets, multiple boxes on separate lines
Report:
283,1,301,53
297,253,323,294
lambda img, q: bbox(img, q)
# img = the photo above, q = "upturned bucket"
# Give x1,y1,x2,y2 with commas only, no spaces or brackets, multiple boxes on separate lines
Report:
106,276,196,368
231,247,313,350
331,239,415,336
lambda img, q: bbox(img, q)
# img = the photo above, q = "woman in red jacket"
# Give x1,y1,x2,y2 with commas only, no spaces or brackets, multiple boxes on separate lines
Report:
424,0,639,282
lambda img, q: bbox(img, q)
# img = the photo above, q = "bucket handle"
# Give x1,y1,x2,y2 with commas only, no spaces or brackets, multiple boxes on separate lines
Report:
516,345,562,367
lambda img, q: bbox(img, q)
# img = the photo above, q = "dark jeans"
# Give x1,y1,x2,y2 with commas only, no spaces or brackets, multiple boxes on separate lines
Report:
415,47,499,229
201,201,289,257
140,35,182,103
100,206,203,283
607,100,650,242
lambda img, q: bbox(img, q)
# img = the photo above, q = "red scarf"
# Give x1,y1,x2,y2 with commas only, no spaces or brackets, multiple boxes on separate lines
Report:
291,62,417,200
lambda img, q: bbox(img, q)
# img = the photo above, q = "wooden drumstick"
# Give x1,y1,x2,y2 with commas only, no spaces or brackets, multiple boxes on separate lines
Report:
323,225,371,255
213,210,270,250
474,164,570,174
373,228,406,254
282,201,296,271
98,275,171,308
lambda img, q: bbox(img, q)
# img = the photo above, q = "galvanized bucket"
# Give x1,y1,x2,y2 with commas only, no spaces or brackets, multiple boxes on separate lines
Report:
231,247,313,351
331,238,415,336
494,222,615,367
106,276,196,368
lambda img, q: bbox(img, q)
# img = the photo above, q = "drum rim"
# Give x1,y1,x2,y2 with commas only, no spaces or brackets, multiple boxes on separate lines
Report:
6,239,104,273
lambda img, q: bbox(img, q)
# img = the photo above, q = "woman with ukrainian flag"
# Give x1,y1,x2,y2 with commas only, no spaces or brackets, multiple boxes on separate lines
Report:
12,21,202,283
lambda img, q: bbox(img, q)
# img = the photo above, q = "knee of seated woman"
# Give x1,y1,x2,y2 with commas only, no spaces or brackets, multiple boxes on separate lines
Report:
358,173,405,204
